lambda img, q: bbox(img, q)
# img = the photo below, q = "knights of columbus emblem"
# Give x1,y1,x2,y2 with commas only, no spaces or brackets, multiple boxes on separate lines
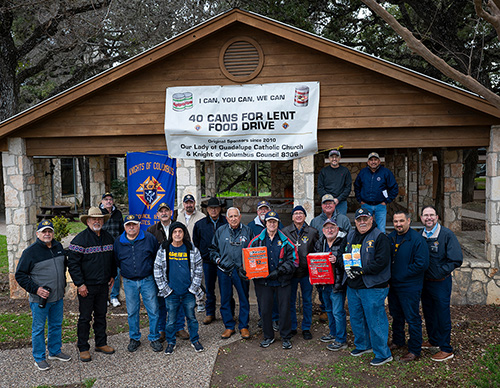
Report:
136,176,165,209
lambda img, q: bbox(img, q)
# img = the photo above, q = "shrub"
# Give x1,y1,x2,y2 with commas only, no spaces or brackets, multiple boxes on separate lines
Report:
51,216,70,242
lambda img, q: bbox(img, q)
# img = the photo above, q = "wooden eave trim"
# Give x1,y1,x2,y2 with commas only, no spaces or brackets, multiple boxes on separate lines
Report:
1,9,499,139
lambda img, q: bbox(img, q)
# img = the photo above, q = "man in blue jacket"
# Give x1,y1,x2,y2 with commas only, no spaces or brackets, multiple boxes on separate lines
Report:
114,214,162,353
420,206,463,362
388,211,429,362
193,197,228,325
354,152,398,233
16,220,71,371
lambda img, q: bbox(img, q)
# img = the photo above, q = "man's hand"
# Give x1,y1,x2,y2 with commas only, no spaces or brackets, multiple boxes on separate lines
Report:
266,270,279,280
346,266,363,279
238,267,249,281
329,253,336,264
36,287,50,299
217,257,235,275
108,277,115,291
78,284,88,297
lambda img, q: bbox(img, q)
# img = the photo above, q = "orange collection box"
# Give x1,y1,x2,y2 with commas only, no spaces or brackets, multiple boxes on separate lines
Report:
242,246,269,279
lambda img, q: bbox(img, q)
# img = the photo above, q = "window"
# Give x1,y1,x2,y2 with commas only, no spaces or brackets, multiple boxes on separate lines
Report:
61,158,75,195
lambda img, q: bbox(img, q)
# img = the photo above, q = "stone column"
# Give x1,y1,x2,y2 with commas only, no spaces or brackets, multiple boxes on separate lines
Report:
88,156,106,207
486,126,500,272
294,155,314,224
2,138,37,298
117,157,126,179
442,149,463,232
176,159,202,209
205,160,216,198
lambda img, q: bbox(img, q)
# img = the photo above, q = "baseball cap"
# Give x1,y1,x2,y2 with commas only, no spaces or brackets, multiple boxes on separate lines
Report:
157,203,171,211
265,211,280,222
102,192,113,199
257,200,271,210
321,194,335,203
322,218,338,227
37,220,54,232
355,208,373,219
183,194,195,202
329,149,341,157
124,214,141,225
368,152,380,160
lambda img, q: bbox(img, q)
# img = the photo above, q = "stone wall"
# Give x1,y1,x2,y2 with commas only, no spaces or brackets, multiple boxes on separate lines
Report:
270,160,293,198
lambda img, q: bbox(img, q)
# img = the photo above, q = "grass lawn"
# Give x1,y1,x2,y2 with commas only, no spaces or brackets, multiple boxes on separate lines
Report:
0,235,7,274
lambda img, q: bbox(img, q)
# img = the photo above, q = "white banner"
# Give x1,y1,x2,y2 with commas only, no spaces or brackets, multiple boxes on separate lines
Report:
164,82,319,160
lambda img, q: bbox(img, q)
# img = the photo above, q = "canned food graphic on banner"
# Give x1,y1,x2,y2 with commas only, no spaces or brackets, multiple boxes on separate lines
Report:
294,85,309,107
172,92,194,111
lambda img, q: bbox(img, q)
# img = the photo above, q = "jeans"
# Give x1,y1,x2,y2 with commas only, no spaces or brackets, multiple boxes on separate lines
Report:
347,286,391,360
158,296,185,333
388,287,422,356
336,200,348,216
110,268,121,299
165,292,199,345
290,276,313,331
421,276,453,353
30,298,64,362
322,286,347,343
122,275,160,342
218,267,250,330
77,284,109,351
203,261,218,316
361,203,387,233
316,285,326,312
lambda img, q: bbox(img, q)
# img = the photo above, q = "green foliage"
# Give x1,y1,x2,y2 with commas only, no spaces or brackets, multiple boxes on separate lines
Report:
68,221,87,235
111,179,128,205
0,235,7,274
50,216,70,242
471,344,500,387
84,378,97,387
0,313,32,342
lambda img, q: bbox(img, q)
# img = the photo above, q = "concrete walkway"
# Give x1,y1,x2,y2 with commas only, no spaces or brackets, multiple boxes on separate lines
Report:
0,310,256,387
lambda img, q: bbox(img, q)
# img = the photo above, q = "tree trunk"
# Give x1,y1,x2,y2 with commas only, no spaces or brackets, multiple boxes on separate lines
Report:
0,5,18,121
463,149,479,203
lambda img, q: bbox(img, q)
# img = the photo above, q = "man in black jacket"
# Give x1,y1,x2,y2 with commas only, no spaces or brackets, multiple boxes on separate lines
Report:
68,207,117,362
282,205,318,340
192,197,228,325
16,220,71,371
100,192,124,308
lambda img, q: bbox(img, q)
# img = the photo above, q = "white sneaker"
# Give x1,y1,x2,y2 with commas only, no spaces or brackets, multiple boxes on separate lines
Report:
197,304,205,313
110,298,121,307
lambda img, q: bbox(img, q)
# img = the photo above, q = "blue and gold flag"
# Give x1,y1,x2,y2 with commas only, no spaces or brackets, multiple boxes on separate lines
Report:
127,151,176,230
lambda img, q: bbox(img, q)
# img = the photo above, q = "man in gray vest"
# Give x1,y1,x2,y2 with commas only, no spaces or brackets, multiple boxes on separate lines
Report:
343,208,392,366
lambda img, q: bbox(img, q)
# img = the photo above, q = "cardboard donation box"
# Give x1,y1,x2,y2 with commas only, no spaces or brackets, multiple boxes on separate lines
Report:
242,247,269,279
307,253,334,285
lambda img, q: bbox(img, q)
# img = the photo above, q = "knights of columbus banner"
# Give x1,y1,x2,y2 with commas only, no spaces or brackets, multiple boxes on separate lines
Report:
126,151,176,231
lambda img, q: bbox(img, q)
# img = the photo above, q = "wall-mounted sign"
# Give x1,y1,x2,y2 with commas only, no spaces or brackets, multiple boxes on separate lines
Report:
164,82,319,160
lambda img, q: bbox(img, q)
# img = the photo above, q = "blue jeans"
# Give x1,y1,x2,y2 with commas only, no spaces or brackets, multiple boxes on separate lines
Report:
158,296,186,333
388,287,422,356
122,275,160,341
110,268,121,299
290,276,313,331
30,299,63,362
361,203,387,233
336,200,348,216
322,286,347,343
347,286,391,360
218,267,250,330
203,261,218,316
165,292,199,345
421,276,453,353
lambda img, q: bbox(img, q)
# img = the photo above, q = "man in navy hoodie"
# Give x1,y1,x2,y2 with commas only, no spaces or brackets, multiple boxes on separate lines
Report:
388,211,429,362
114,215,162,353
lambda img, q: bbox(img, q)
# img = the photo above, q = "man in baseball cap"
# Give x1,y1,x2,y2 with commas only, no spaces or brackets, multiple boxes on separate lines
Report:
318,149,352,216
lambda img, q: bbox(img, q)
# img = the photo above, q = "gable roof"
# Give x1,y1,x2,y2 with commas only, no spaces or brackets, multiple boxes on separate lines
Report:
1,7,499,138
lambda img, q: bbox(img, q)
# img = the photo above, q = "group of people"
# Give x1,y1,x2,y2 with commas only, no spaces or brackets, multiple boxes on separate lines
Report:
15,151,463,371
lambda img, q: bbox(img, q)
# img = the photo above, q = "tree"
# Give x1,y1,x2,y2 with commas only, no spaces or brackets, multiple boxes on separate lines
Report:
0,0,217,121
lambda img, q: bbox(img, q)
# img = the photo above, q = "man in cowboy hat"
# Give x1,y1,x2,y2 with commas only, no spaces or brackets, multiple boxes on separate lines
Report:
68,207,117,362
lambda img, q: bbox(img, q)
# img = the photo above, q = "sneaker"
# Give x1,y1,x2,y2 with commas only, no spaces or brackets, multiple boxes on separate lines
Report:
164,343,176,355
150,340,163,352
191,341,204,353
260,338,275,348
282,339,292,349
110,298,121,308
320,334,336,343
302,330,312,340
197,304,205,313
48,352,72,362
290,329,298,336
272,321,279,332
128,339,141,352
34,360,50,371
431,351,454,362
370,355,393,366
350,348,373,357
327,342,348,351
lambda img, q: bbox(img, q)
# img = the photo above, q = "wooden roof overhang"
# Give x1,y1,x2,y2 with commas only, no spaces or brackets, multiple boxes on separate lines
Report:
0,9,499,156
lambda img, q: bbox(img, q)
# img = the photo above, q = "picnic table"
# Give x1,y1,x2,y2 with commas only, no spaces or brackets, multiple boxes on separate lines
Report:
37,205,78,222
